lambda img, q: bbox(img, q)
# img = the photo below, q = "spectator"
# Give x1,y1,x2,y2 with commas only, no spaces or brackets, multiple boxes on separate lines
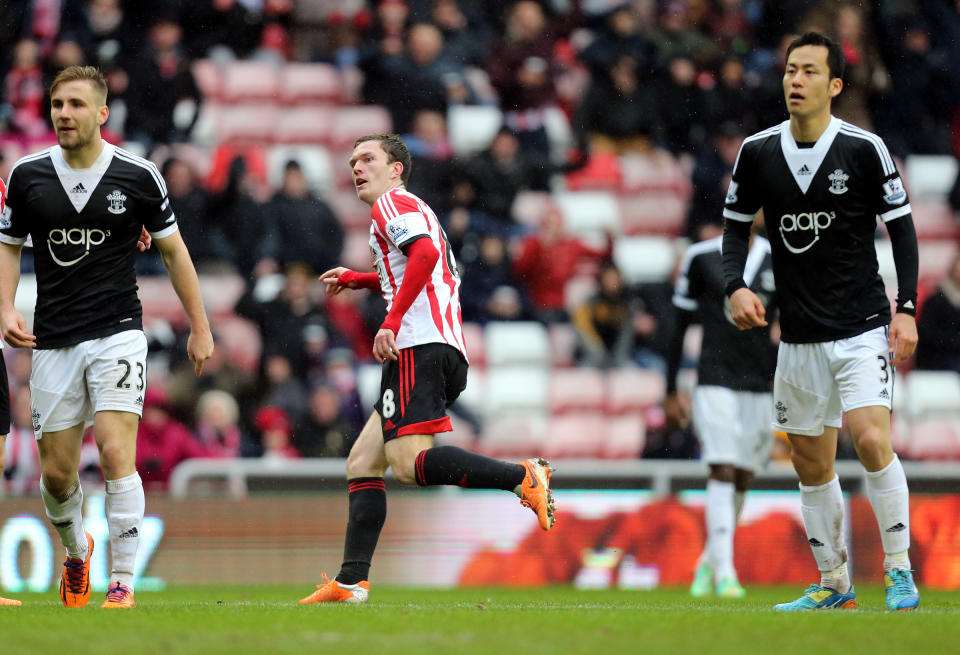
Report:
685,121,744,241
207,156,270,276
460,233,526,324
704,55,758,134
462,127,550,222
574,53,662,155
294,385,356,457
260,353,309,427
403,109,454,209
2,39,47,139
161,157,225,271
649,1,717,68
61,0,140,66
136,387,209,490
513,204,610,323
195,389,245,459
578,4,656,78
656,54,709,154
124,12,201,148
571,263,635,369
428,0,492,68
262,160,344,274
182,0,265,60
254,406,300,460
486,0,559,156
915,253,960,372
236,262,346,383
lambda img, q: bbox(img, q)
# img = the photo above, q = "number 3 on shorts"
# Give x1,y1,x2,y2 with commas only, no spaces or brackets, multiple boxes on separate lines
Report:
117,358,145,391
381,389,396,418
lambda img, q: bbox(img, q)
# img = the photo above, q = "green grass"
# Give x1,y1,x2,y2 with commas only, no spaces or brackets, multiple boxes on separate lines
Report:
1,585,958,655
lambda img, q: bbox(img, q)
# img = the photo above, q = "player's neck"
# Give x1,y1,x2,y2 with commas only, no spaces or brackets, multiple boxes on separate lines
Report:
369,181,404,207
788,110,832,144
61,137,105,169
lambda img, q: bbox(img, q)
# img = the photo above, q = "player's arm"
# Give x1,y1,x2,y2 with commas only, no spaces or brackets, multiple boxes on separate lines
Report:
0,175,34,348
373,237,439,363
664,307,693,428
721,141,766,330
885,214,919,365
153,231,213,375
320,266,380,296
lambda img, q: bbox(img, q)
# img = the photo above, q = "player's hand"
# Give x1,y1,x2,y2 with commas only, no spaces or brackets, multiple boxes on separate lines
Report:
729,288,767,330
889,312,918,366
137,226,151,252
664,391,690,429
1,307,35,348
373,328,399,363
319,266,350,296
187,328,214,375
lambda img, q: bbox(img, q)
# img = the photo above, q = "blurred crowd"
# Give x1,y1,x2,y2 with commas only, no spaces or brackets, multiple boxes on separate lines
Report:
2,0,960,489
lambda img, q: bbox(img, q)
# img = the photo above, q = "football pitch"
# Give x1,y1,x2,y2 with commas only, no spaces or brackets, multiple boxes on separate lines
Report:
1,585,958,655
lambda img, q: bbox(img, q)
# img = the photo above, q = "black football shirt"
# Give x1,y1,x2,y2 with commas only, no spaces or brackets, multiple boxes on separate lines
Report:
673,235,777,391
723,117,912,343
1,142,177,348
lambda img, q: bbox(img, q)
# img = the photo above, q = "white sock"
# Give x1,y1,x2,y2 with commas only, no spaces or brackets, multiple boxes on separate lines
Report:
884,550,911,572
821,562,851,594
864,455,911,569
800,475,848,577
105,472,144,591
706,479,736,580
41,477,87,560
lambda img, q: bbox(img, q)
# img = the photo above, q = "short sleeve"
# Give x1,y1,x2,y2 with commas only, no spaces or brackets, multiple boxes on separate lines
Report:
722,141,763,223
0,167,30,245
140,163,178,238
868,139,911,223
374,191,430,249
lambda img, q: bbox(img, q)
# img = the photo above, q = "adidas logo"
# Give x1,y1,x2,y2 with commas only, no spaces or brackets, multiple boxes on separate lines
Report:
797,165,812,175
903,300,915,311
809,538,825,547
71,182,87,193
383,419,396,431
879,388,890,400
135,396,144,407
886,523,906,533
119,527,139,539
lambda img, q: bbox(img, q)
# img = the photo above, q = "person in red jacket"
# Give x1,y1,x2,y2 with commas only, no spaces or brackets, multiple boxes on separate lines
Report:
135,388,208,490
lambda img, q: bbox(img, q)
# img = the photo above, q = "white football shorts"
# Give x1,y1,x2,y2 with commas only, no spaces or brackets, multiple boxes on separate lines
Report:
692,385,774,472
30,330,147,439
773,325,893,436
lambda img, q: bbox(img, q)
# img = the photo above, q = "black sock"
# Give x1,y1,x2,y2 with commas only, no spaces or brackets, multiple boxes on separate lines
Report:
414,445,525,491
336,478,386,585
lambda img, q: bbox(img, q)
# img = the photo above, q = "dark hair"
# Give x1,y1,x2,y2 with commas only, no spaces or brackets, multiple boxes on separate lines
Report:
354,133,412,185
786,31,846,80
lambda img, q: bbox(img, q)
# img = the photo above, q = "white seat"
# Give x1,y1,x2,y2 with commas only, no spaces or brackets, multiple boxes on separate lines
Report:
618,192,688,235
266,145,335,194
221,61,281,102
549,368,606,414
280,63,343,104
905,155,959,201
485,367,549,415
484,321,550,367
554,191,622,242
478,415,547,458
903,371,960,420
448,105,503,156
613,236,677,284
215,104,280,145
456,368,486,416
602,414,646,459
461,322,486,368
606,368,667,413
329,106,392,149
274,105,337,144
356,363,383,410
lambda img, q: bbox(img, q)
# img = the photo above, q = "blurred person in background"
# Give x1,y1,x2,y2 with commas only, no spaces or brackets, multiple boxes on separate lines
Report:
182,0,266,60
402,109,454,211
4,386,40,496
123,12,201,148
578,3,656,78
195,389,245,459
459,233,526,324
254,406,300,460
513,204,610,324
262,160,344,275
207,156,269,277
295,384,357,458
259,353,308,430
656,54,709,155
914,252,960,373
667,217,777,599
136,387,208,491
2,39,47,139
571,263,635,369
161,157,222,270
685,121,744,241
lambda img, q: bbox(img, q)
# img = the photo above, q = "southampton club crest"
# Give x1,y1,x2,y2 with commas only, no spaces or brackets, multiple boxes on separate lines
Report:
107,189,128,214
827,169,849,195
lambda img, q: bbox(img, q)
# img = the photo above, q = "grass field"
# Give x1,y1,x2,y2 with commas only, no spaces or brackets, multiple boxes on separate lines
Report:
1,585,958,655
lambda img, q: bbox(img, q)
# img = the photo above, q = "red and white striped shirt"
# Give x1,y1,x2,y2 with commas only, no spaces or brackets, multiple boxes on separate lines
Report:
369,187,466,358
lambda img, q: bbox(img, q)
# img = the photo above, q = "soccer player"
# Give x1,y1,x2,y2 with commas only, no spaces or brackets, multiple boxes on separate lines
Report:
666,218,776,599
300,134,554,604
722,32,920,611
0,66,213,609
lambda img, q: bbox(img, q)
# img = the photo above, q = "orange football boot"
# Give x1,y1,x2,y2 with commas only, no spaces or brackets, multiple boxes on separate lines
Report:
0,596,21,606
518,457,555,530
101,582,135,609
299,573,370,604
60,532,94,608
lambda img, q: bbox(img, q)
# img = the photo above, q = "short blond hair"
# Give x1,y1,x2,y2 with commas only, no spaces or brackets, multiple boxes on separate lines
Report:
50,66,108,105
